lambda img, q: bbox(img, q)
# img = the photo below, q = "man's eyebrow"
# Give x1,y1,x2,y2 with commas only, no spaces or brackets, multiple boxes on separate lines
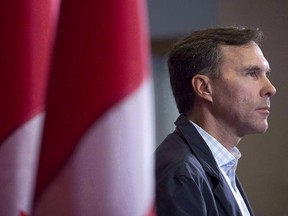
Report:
243,65,272,73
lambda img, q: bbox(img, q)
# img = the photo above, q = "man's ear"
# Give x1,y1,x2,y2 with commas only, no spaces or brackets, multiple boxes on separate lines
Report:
191,74,213,102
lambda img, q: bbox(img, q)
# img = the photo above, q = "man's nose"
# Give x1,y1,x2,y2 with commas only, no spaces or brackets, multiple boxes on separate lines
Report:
261,78,276,97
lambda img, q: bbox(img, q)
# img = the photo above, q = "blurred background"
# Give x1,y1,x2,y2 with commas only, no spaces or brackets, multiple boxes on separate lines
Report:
148,0,288,215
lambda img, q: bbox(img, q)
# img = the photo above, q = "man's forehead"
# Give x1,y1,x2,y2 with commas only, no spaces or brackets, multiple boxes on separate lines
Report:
220,42,265,61
219,42,270,71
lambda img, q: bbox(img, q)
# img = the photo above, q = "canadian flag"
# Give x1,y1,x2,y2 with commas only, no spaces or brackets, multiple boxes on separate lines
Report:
33,0,155,215
0,0,59,215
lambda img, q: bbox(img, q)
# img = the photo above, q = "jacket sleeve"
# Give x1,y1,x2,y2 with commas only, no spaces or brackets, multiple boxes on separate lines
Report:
156,175,208,216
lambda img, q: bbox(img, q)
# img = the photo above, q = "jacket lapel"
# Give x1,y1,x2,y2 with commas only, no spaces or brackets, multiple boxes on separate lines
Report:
175,115,243,216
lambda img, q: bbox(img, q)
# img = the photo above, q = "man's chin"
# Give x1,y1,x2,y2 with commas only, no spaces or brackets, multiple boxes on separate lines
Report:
254,122,269,134
239,122,268,136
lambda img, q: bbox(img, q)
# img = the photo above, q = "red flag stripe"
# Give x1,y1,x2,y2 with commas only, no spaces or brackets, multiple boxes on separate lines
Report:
0,0,56,144
146,206,156,216
19,210,29,216
0,0,60,215
35,0,151,199
34,80,155,215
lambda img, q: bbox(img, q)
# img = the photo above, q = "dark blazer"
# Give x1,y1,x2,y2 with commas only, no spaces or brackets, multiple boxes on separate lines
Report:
155,115,254,216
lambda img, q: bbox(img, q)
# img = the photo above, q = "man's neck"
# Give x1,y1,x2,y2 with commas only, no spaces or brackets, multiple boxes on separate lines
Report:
188,112,241,152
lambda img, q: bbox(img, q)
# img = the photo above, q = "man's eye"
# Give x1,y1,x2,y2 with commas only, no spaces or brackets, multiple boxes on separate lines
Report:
248,71,258,78
266,71,271,78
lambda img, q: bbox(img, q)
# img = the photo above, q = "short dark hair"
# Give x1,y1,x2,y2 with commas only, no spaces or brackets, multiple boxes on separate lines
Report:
168,26,263,115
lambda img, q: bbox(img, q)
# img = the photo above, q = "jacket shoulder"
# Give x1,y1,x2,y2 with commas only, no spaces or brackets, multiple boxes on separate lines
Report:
155,131,206,186
155,132,219,216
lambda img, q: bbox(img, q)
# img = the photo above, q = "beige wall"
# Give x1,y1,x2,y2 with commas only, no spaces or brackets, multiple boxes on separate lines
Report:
218,1,288,215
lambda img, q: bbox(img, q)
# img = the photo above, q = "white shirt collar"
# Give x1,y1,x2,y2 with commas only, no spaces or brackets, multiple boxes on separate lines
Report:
190,121,241,168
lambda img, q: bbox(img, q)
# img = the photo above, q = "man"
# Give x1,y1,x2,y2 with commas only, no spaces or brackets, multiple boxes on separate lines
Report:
155,26,276,216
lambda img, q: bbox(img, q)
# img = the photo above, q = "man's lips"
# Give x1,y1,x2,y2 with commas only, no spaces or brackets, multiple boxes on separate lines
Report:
256,106,270,115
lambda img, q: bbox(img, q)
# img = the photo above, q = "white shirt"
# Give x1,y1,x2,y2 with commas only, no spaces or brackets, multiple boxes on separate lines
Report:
191,121,251,216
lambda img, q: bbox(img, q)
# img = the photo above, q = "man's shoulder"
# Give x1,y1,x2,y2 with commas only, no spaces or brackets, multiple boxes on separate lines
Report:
155,131,206,185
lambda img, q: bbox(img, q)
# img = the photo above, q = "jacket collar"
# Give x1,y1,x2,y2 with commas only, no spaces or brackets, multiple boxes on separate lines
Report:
175,115,221,179
175,115,251,216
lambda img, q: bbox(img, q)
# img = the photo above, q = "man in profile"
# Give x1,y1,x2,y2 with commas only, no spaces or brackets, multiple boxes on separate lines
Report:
155,26,276,216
